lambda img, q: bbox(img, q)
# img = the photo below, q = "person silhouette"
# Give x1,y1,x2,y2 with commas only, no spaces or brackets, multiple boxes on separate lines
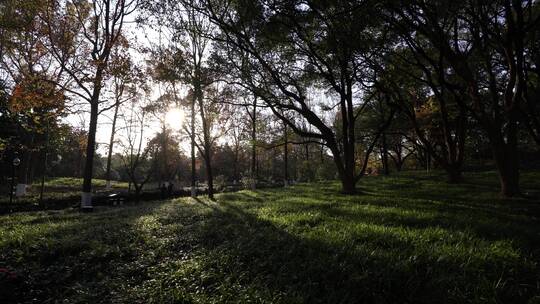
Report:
167,182,173,197
160,183,167,199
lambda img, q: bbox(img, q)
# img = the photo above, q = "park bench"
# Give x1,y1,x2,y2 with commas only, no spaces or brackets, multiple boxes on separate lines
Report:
107,193,125,206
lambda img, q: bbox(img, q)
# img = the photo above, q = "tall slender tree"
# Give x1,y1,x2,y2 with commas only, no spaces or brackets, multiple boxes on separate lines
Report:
104,36,139,189
44,0,136,210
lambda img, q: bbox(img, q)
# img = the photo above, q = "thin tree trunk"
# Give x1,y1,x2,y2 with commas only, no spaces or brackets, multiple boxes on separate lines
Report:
320,141,324,163
81,100,99,211
105,100,120,190
492,127,520,197
381,132,389,175
134,184,142,203
16,133,35,196
284,123,289,186
15,150,30,197
39,120,50,206
251,97,257,189
190,89,196,197
233,143,239,182
204,145,214,199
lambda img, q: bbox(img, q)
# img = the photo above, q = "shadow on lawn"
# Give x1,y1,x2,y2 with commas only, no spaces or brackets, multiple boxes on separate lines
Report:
2,191,539,303
188,197,431,303
0,203,166,303
286,179,540,247
185,195,539,304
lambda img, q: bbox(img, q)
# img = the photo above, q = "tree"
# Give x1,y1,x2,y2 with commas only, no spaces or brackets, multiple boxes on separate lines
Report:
48,124,88,178
190,83,233,199
382,0,539,196
146,127,183,187
0,0,65,195
385,114,416,172
44,0,136,210
143,0,220,198
119,98,153,202
196,0,394,194
9,75,65,194
374,58,468,183
247,95,258,187
226,105,251,182
103,37,140,189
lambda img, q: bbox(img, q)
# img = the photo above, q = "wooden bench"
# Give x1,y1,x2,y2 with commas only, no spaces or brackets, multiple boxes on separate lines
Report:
108,193,125,206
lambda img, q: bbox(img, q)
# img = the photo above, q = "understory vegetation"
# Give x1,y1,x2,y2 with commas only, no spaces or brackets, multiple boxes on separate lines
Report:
1,171,539,303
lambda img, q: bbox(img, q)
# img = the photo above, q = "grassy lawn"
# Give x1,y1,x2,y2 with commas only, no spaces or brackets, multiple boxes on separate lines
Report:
0,171,539,303
0,178,129,205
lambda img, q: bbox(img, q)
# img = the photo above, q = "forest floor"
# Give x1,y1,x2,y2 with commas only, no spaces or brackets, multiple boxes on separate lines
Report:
1,171,539,303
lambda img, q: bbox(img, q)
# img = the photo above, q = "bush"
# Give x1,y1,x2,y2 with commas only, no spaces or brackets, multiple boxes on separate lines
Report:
241,176,256,190
298,160,316,182
316,162,337,181
214,175,226,191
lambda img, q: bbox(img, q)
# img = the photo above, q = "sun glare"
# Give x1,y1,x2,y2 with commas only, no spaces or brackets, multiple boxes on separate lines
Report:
165,107,185,131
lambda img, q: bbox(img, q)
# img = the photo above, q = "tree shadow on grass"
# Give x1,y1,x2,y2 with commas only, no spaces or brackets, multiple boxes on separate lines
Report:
1,194,539,303
0,202,167,303
172,196,539,304
284,180,540,249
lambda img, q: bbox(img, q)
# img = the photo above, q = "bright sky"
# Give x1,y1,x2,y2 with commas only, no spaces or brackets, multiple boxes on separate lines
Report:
62,15,191,157
58,8,336,159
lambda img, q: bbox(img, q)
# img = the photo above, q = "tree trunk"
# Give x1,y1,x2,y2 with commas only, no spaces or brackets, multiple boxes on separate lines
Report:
232,132,240,182
81,101,99,211
205,152,214,200
284,123,289,186
498,164,520,197
134,184,142,203
233,144,239,182
162,127,170,182
445,165,463,183
340,87,358,194
16,133,35,196
479,105,521,197
341,175,356,194
105,101,120,190
395,161,403,172
328,142,357,194
251,98,257,189
492,142,520,197
391,151,404,172
320,142,324,163
381,133,389,175
15,150,30,197
190,90,196,198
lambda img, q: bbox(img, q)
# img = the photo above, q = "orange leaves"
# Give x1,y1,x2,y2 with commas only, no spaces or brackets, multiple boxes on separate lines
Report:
9,76,65,114
414,96,439,122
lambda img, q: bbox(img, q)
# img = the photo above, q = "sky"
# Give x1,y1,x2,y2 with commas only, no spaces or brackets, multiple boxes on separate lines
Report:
61,13,191,157
56,6,337,160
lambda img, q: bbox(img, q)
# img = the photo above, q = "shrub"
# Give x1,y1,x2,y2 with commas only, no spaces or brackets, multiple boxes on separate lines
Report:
241,176,256,190
298,160,316,182
214,175,227,191
316,162,337,181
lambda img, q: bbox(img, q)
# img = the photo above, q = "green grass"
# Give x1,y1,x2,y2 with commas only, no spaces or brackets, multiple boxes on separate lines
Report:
0,177,129,204
34,177,129,189
0,171,539,303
